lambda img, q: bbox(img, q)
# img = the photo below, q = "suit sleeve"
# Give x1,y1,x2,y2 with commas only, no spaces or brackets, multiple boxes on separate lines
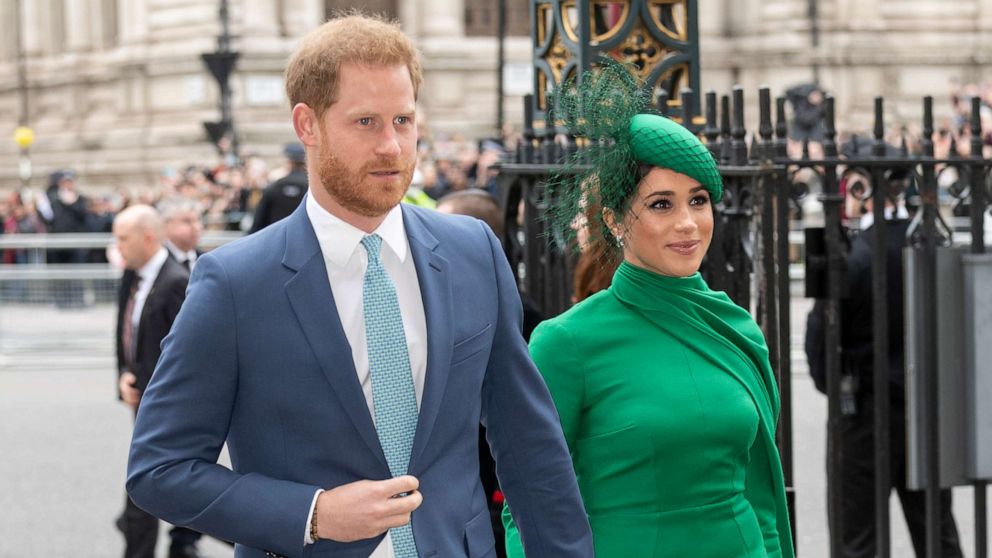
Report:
126,253,319,558
477,222,593,558
503,320,586,558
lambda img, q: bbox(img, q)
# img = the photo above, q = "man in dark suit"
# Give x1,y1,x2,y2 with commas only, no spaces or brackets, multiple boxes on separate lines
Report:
127,13,591,558
113,205,193,558
160,197,204,272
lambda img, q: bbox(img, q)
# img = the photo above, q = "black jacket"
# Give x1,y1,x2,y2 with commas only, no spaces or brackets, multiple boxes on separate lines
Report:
44,187,90,233
805,219,910,394
249,170,308,233
116,256,189,394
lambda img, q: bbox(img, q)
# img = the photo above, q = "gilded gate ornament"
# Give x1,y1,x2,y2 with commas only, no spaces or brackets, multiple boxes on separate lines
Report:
530,0,700,130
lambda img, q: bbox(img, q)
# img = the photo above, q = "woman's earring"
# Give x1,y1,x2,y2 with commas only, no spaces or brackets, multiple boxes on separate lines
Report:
616,235,625,248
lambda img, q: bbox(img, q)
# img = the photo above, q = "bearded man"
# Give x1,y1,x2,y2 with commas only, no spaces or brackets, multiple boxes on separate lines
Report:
126,13,592,558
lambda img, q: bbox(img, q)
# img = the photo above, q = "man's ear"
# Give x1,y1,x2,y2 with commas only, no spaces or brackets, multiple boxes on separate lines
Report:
292,103,319,147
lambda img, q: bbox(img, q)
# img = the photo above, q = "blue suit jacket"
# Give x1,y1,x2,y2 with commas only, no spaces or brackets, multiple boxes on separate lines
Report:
127,202,593,558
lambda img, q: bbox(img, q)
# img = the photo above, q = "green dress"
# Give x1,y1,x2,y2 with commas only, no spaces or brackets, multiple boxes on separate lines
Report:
503,262,794,558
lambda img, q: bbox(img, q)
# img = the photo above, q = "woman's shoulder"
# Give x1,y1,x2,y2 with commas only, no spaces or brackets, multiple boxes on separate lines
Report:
531,289,621,345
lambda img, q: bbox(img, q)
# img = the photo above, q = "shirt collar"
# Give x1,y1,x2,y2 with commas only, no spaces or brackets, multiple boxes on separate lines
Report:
137,247,169,283
305,194,408,268
164,240,194,262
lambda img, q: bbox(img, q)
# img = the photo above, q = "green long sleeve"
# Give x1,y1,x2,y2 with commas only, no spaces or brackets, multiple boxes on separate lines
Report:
503,262,793,558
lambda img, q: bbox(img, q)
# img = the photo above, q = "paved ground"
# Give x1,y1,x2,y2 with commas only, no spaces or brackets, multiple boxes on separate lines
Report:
0,301,986,557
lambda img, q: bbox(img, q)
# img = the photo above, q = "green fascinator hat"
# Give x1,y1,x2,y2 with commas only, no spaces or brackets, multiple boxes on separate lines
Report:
629,113,723,203
543,62,722,252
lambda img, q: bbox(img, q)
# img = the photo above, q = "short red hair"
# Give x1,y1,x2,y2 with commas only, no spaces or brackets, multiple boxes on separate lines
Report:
284,12,423,117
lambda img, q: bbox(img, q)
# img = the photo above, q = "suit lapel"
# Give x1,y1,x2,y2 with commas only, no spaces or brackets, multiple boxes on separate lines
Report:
282,205,388,471
403,206,453,469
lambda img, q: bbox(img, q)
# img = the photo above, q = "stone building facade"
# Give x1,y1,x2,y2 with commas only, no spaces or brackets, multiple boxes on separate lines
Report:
698,0,992,136
1,0,991,191
0,0,534,191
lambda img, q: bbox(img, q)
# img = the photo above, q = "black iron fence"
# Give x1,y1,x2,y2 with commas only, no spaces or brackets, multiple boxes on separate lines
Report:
497,88,991,558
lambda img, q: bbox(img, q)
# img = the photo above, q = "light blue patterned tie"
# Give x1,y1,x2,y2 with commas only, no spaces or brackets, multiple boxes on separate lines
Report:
361,234,419,557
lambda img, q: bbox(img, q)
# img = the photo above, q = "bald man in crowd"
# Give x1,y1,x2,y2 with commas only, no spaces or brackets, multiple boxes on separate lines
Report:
112,205,198,558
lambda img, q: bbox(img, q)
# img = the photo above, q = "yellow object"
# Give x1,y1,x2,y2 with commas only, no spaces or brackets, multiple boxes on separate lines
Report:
402,187,437,209
13,126,34,150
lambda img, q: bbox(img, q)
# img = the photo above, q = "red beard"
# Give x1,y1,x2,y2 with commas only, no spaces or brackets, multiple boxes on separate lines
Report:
316,142,415,218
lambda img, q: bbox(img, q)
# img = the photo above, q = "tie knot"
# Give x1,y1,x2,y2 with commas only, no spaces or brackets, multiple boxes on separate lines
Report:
361,234,383,265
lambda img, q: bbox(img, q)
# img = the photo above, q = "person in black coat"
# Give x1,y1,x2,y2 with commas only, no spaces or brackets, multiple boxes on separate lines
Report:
42,170,91,306
112,205,198,558
805,187,963,558
249,143,308,233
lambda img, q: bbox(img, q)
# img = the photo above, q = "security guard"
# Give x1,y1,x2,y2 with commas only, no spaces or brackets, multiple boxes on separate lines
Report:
249,143,308,233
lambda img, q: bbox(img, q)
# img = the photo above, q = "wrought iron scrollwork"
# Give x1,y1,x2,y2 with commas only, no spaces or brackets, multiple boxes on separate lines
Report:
529,0,700,129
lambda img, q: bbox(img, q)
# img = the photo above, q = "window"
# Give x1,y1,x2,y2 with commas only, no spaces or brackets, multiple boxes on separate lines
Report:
465,0,530,37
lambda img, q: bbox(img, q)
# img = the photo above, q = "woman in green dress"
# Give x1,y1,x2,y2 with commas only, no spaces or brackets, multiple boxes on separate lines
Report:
502,65,794,558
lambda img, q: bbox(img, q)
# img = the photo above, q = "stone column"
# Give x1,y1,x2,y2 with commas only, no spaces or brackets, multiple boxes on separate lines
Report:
65,0,94,52
41,0,66,54
240,0,279,39
280,0,323,37
119,0,148,46
20,0,44,55
399,0,420,40
419,0,463,38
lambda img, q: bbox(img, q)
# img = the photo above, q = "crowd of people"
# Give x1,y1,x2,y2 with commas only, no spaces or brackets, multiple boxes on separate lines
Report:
3,77,986,268
0,125,515,268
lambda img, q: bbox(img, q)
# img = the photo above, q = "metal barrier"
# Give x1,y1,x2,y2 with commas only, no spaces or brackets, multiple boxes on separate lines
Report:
0,231,243,251
0,233,243,372
0,232,242,306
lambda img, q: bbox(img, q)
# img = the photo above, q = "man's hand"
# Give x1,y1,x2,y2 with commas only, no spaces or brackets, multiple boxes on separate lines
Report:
119,372,141,409
316,475,423,542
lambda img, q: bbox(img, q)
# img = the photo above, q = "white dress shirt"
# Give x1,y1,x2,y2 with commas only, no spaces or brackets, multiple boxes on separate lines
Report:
303,195,428,556
130,247,169,347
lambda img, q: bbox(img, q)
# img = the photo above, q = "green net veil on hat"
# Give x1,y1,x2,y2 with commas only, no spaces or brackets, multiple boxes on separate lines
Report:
543,62,723,252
